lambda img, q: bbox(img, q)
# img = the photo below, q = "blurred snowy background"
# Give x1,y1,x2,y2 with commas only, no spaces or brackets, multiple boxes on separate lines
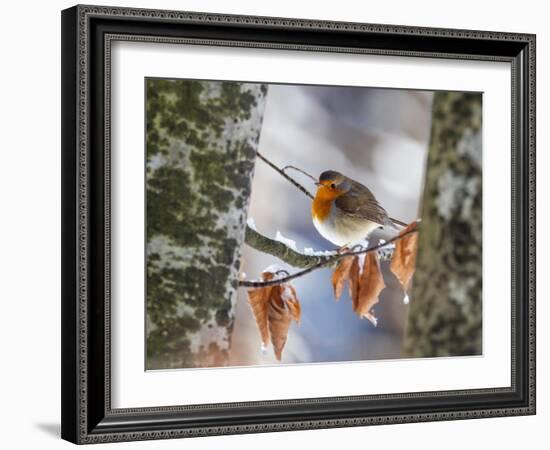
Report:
229,84,433,367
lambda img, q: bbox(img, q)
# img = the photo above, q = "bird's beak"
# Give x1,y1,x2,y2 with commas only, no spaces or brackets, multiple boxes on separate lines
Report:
314,182,322,187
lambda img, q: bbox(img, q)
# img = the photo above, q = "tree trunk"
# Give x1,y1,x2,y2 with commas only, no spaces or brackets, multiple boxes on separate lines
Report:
404,91,482,358
145,79,267,369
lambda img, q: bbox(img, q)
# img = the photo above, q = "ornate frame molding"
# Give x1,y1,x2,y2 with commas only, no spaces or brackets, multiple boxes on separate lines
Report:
61,4,536,444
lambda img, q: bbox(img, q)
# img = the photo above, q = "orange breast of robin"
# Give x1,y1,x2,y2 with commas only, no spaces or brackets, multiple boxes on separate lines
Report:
312,192,334,222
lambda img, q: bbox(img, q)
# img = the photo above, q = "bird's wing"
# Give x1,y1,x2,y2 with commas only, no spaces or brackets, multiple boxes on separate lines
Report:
335,181,390,226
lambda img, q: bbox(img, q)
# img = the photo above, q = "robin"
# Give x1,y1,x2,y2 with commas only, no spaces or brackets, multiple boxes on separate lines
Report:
312,170,404,247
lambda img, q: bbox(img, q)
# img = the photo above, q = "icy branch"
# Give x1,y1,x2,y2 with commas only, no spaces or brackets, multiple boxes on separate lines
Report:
244,225,336,270
256,151,314,199
240,225,418,288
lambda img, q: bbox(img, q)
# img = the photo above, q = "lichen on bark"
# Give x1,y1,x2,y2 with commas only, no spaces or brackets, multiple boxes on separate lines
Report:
146,79,267,369
404,91,482,358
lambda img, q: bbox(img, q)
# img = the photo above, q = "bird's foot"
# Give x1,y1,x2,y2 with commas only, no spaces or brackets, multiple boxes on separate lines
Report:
336,246,349,254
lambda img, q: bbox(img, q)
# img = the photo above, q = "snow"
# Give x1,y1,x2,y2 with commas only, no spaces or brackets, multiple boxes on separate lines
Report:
352,239,369,273
303,247,338,257
262,264,286,278
357,253,366,274
377,242,395,260
362,313,378,327
281,285,295,302
246,217,257,230
403,293,410,304
275,230,298,251
263,263,283,273
248,224,339,259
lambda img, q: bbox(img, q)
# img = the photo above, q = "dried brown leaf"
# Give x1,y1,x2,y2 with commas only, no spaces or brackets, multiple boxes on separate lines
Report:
390,221,419,293
246,272,275,347
247,270,301,361
353,252,385,325
247,288,269,344
348,256,360,308
331,256,355,300
268,299,292,360
282,284,301,323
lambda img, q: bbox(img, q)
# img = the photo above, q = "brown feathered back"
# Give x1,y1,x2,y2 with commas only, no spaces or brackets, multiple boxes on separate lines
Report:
334,178,391,226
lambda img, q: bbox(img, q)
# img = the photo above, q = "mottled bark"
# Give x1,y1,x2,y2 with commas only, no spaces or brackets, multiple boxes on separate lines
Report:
404,92,482,357
244,226,336,269
146,79,267,369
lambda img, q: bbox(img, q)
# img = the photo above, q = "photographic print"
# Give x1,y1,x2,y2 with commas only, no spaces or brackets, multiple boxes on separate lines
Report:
61,8,535,442
145,78,482,370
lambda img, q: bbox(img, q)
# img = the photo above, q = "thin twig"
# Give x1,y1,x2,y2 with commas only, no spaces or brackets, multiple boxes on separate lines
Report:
239,225,418,288
282,165,318,183
256,151,314,199
390,216,408,228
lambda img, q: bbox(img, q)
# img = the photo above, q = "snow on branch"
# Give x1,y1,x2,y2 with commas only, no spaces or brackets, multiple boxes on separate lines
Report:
240,224,418,288
244,225,336,270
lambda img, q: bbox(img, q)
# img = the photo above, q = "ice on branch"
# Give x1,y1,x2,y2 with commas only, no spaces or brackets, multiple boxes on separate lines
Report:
377,241,395,261
275,231,298,252
262,264,286,276
362,313,378,327
303,247,338,257
246,217,257,231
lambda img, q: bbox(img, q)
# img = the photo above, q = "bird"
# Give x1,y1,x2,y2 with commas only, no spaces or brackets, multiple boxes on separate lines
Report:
311,170,404,247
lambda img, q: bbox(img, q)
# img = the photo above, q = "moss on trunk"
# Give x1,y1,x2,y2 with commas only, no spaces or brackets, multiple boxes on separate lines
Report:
146,79,267,369
404,91,482,358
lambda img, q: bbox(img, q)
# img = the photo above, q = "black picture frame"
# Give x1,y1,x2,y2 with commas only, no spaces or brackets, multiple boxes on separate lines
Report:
61,4,536,444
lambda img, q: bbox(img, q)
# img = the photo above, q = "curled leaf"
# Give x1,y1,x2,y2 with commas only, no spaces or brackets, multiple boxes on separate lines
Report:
353,252,385,326
331,256,355,300
268,299,292,361
331,251,385,325
281,284,301,323
247,272,274,348
348,255,361,306
390,221,419,295
247,270,301,361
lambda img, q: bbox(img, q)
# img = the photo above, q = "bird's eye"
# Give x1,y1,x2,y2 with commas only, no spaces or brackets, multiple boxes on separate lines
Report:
330,183,336,189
